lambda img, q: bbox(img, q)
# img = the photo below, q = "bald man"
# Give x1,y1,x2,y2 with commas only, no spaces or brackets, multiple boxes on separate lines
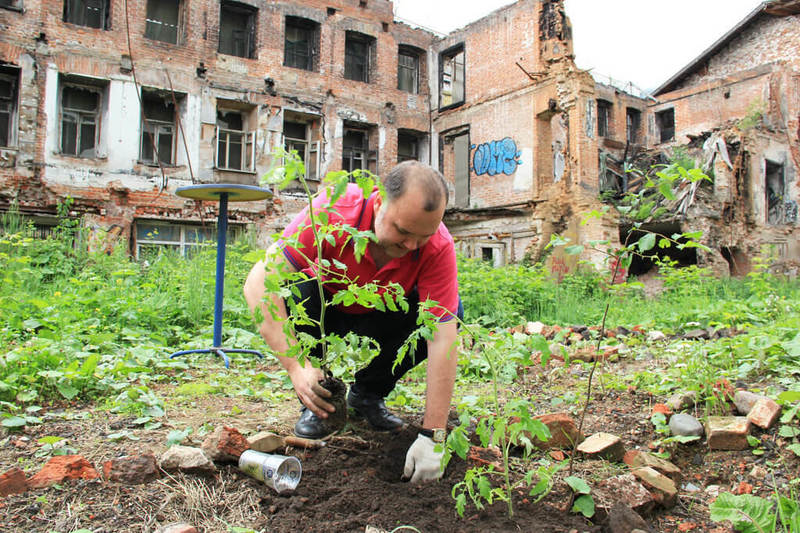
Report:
244,161,462,482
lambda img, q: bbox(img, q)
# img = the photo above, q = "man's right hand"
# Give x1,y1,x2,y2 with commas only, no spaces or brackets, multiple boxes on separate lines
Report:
289,364,334,419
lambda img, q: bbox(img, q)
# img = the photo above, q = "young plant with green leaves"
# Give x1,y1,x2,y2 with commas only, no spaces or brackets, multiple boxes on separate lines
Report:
444,325,554,518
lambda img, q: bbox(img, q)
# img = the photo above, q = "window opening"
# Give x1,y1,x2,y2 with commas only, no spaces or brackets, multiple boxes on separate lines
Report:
219,2,257,59
398,46,419,94
216,109,255,172
626,108,641,144
766,161,786,225
140,91,176,165
135,221,216,260
284,118,320,181
596,99,611,138
345,32,374,83
397,132,419,163
656,108,675,143
284,17,319,71
145,0,180,44
440,45,464,109
0,71,18,148
342,127,376,173
63,0,109,29
61,85,101,158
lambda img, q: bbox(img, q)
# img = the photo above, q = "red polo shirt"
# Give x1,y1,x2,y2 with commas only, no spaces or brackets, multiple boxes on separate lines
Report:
279,183,459,322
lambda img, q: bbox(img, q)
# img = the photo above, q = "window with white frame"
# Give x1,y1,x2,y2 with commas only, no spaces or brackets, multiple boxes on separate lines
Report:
216,108,255,172
60,83,103,158
283,117,320,181
0,69,19,148
135,220,216,260
145,0,181,44
140,90,176,165
63,0,109,29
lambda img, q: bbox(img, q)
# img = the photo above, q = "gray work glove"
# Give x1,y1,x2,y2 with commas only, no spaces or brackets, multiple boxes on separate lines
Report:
403,433,444,483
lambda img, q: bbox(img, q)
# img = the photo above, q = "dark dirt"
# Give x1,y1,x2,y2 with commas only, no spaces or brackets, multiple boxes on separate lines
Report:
319,375,348,434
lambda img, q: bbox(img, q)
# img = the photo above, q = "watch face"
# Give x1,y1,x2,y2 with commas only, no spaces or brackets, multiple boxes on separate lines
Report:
432,428,446,443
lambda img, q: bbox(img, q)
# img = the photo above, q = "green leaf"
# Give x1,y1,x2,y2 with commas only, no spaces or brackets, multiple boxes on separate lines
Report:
710,492,775,533
778,425,800,438
455,492,466,517
564,245,584,255
777,391,800,403
637,233,656,252
57,382,79,400
2,416,26,428
38,436,66,445
572,494,595,518
565,476,591,495
746,435,760,447
166,428,192,447
658,180,676,201
787,443,800,457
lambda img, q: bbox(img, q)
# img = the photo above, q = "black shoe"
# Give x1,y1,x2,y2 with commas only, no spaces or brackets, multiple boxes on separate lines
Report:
347,385,404,431
294,407,334,439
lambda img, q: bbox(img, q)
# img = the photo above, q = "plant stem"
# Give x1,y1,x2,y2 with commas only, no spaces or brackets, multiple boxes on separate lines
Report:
299,176,329,370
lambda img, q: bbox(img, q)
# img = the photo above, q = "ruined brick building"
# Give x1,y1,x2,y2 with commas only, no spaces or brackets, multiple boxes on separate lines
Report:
0,0,797,275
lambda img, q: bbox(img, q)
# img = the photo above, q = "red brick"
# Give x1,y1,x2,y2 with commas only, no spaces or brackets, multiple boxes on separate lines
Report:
28,455,99,489
0,467,28,497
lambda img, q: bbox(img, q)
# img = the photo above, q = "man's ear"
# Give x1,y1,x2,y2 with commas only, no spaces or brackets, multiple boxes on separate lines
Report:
373,192,383,213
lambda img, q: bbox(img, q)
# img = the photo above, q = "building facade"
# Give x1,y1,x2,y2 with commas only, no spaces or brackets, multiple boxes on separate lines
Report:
1,0,798,276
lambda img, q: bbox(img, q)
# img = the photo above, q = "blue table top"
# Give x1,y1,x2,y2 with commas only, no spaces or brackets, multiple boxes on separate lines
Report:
175,183,273,202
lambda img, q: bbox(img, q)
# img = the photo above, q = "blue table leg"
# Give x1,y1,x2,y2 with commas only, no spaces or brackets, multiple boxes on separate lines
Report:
170,192,264,368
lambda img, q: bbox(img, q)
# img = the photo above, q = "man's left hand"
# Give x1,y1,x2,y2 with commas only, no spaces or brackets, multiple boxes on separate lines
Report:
403,434,444,483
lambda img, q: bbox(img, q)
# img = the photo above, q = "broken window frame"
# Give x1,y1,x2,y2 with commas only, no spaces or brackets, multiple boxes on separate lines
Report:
626,107,641,144
63,0,110,30
342,127,377,174
283,119,321,181
397,131,420,163
284,16,319,72
0,0,24,11
139,90,177,166
765,160,789,225
215,108,256,173
596,99,611,138
0,69,19,148
344,31,375,83
655,108,675,143
397,45,421,94
134,220,217,260
60,83,103,158
218,1,257,59
439,44,465,110
144,0,181,44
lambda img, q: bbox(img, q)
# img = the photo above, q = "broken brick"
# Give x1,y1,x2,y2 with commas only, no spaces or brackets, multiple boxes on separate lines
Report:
532,412,584,449
592,474,655,522
0,467,28,497
576,432,626,462
747,397,781,429
28,455,99,489
705,416,751,450
631,467,678,508
201,426,249,462
623,450,682,484
102,454,160,484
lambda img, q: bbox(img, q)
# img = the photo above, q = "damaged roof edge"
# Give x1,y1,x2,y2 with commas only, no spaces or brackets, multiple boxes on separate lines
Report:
652,2,768,96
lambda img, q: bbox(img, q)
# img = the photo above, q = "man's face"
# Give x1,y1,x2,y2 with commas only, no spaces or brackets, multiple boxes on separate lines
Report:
373,184,444,259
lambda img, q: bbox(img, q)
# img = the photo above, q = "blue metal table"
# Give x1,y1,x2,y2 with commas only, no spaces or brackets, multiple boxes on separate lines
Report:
170,184,272,368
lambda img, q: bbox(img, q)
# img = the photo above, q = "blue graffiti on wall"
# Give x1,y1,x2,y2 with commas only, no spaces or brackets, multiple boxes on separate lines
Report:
471,137,523,176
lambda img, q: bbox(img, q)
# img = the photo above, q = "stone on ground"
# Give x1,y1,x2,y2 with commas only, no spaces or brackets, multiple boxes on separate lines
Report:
201,426,249,462
27,455,99,489
666,391,697,412
733,390,762,415
669,413,704,438
156,523,199,533
525,321,545,335
576,432,626,462
103,454,160,484
592,474,656,522
747,397,781,429
248,431,286,453
623,450,682,484
159,445,216,473
705,416,751,450
632,467,678,508
647,330,666,341
532,412,584,449
0,467,28,496
605,502,653,533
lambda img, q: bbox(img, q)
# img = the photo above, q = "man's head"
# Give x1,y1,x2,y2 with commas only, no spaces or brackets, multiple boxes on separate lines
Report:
373,161,449,259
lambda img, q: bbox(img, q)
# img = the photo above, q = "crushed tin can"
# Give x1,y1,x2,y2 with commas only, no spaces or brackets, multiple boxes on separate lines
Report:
238,450,302,493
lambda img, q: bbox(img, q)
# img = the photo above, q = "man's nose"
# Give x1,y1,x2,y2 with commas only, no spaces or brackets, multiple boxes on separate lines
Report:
402,238,419,250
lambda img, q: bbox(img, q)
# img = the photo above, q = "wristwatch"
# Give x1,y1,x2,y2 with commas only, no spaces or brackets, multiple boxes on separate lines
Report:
419,427,446,443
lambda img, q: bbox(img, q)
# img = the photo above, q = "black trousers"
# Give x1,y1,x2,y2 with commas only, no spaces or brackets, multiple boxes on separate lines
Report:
287,277,464,398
